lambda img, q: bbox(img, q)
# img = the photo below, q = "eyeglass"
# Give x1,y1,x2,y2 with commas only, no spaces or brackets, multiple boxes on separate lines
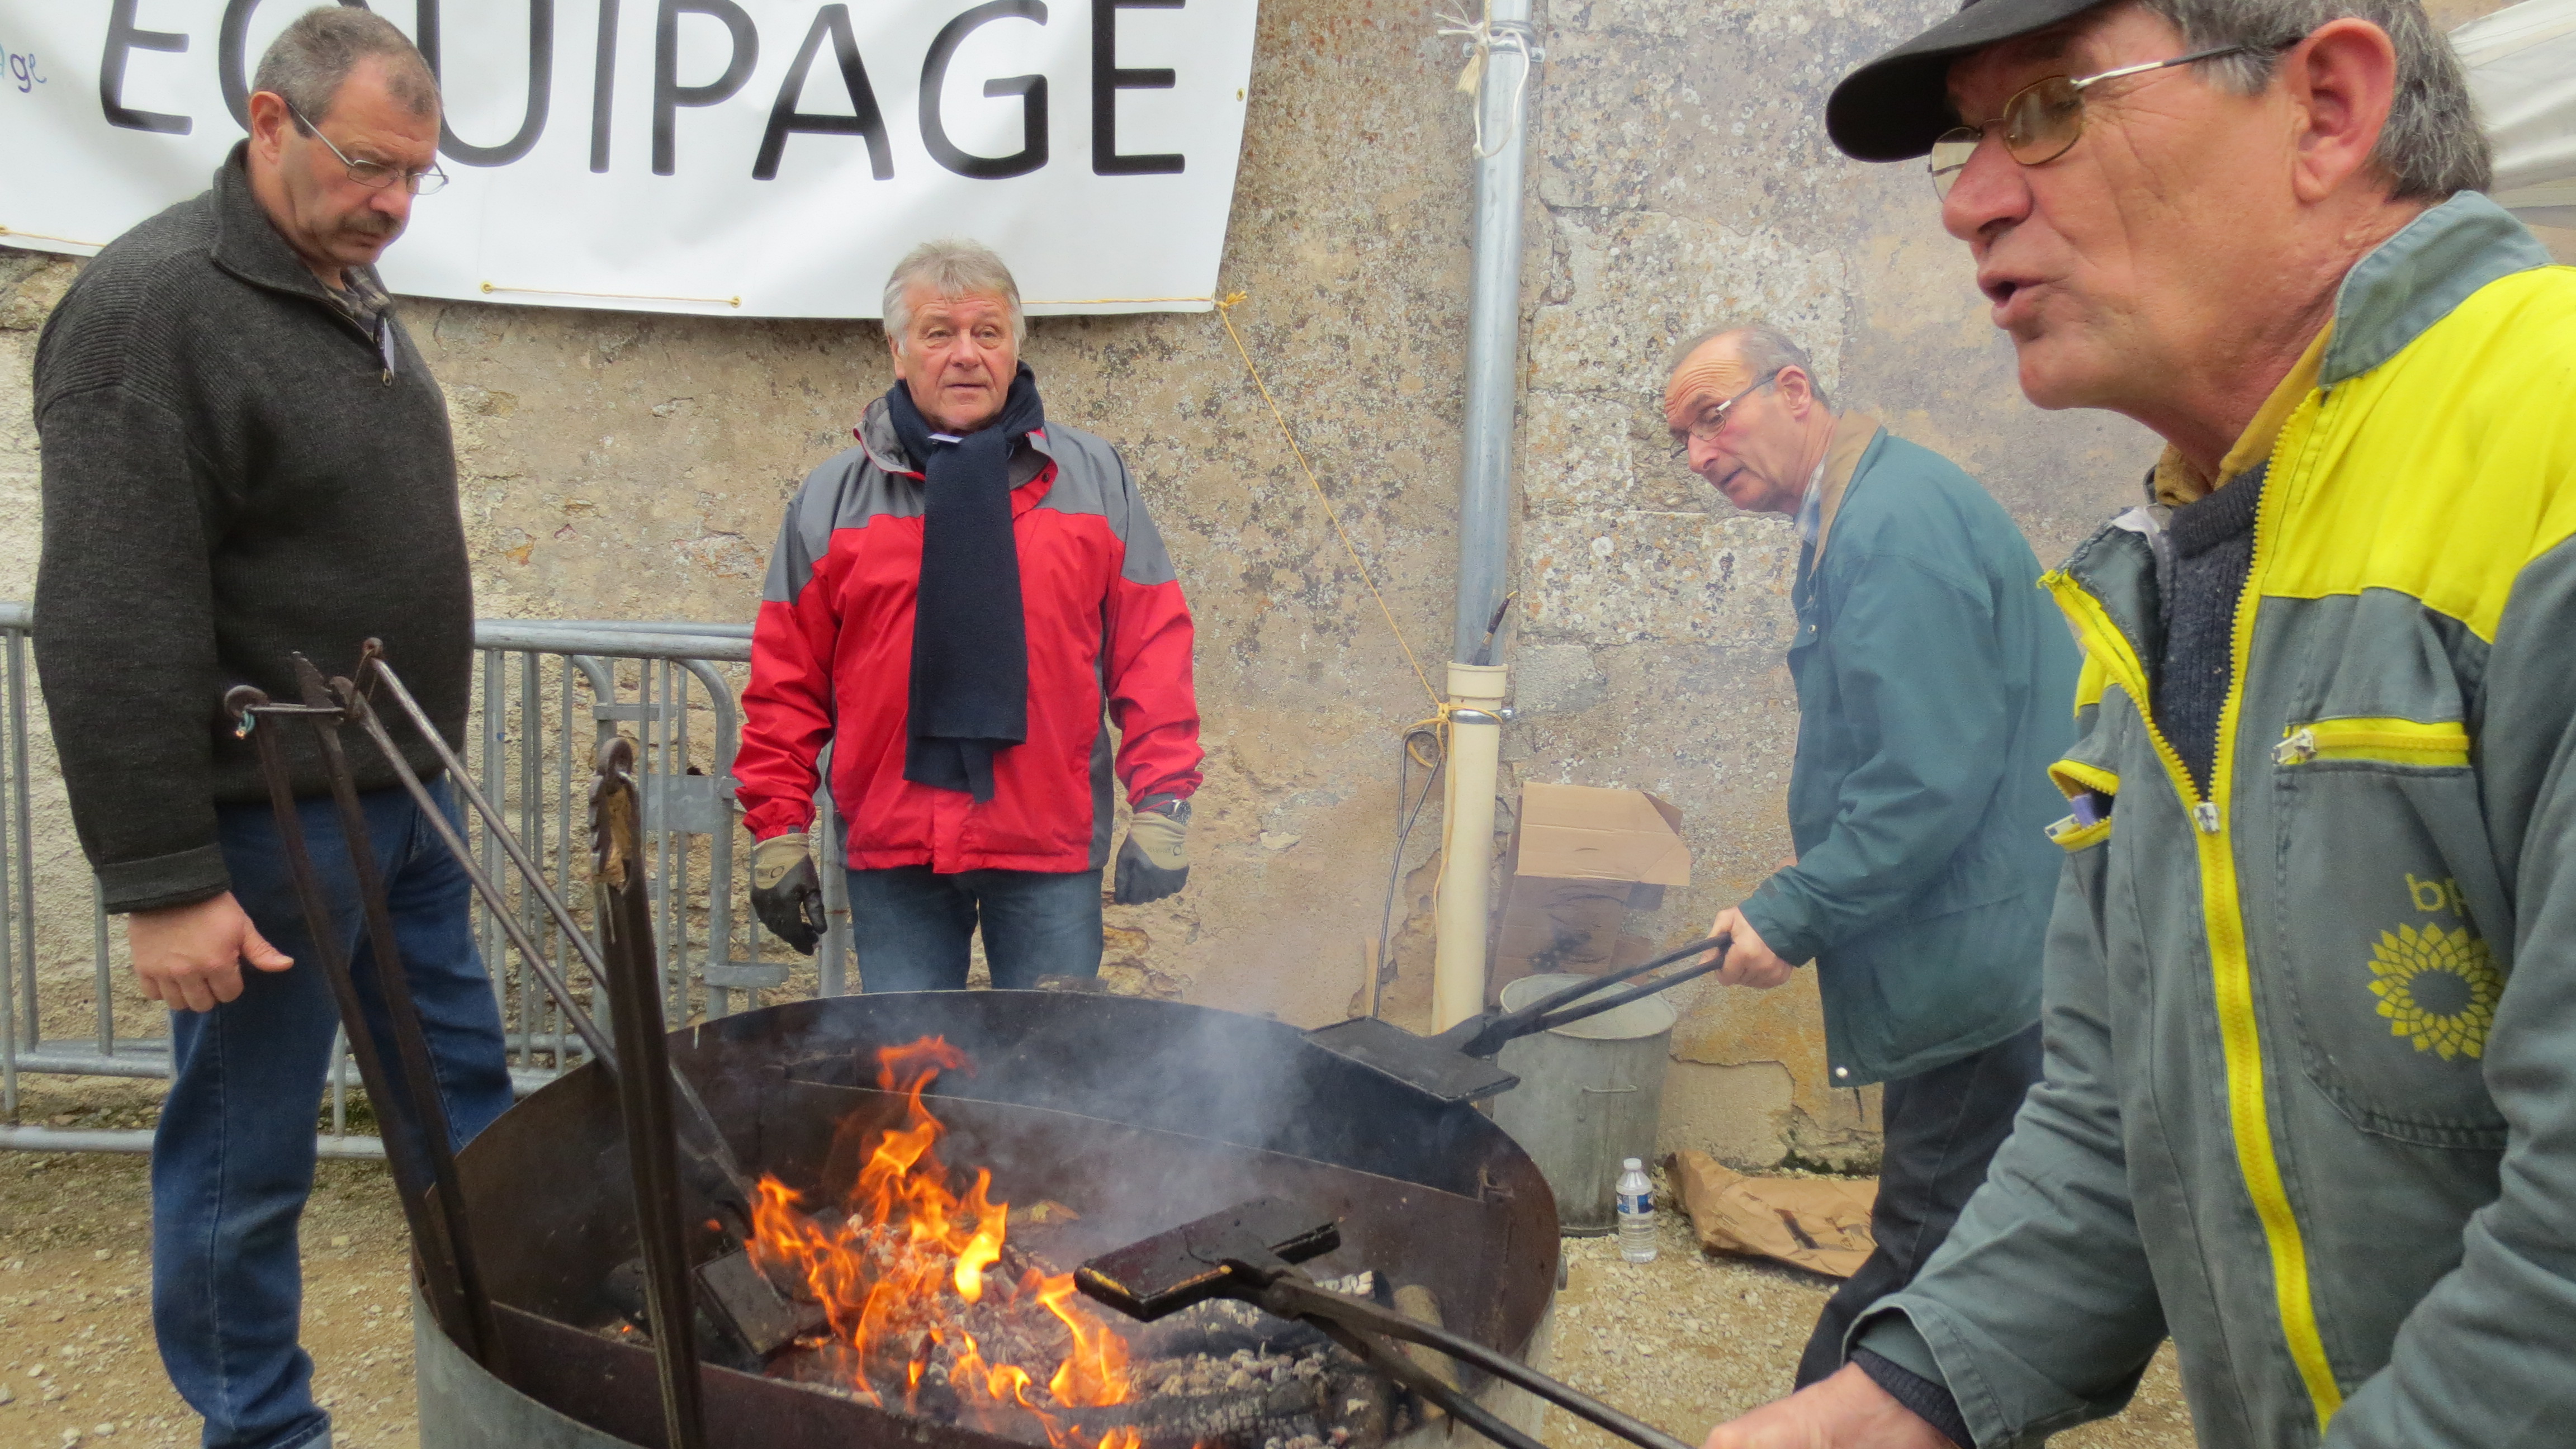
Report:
1669,371,1781,459
286,102,449,195
1927,42,2273,199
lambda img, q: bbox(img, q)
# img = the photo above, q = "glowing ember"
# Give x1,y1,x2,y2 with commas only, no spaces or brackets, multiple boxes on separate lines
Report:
749,1038,1135,1449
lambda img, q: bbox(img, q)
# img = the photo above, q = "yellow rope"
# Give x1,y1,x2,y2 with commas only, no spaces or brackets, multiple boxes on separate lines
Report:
481,281,742,307
1211,291,1441,710
0,225,107,249
1023,295,1221,307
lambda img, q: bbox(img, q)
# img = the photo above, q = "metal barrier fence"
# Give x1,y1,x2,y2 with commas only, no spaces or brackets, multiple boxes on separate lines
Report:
0,605,853,1157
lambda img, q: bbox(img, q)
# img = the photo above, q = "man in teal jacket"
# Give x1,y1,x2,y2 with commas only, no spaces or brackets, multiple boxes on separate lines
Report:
1670,323,2078,1388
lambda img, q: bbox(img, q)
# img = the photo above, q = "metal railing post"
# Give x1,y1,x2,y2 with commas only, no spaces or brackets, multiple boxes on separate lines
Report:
0,609,788,1157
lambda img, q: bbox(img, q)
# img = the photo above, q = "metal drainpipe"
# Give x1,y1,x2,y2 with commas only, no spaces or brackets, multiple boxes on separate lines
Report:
1432,1,1535,1033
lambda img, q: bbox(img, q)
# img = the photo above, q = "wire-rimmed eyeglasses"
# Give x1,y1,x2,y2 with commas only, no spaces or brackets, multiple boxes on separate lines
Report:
1669,371,1782,460
1928,42,2273,199
286,101,450,196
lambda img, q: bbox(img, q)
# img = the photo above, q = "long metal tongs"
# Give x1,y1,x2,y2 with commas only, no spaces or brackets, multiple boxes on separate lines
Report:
228,662,506,1373
234,643,763,1220
1305,932,1734,1104
592,737,711,1449
229,645,788,1375
1078,1199,1693,1449
1437,930,1734,1057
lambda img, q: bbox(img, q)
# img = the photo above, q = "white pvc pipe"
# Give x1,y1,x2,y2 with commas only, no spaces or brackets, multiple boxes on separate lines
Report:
1433,663,1510,1032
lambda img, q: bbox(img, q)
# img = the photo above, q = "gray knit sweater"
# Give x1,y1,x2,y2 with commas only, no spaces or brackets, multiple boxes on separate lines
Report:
2153,464,2267,793
31,146,472,913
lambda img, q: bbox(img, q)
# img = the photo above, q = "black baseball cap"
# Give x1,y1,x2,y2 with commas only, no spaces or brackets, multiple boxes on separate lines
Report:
1826,0,2116,162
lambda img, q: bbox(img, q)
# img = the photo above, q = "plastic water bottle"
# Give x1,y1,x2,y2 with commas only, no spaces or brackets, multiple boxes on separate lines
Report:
1615,1157,1658,1263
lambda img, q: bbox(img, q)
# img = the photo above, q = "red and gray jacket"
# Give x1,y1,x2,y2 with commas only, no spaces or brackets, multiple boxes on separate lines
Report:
737,396,1202,873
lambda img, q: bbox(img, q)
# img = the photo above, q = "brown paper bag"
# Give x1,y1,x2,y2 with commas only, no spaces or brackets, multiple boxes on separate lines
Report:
1671,1149,1878,1278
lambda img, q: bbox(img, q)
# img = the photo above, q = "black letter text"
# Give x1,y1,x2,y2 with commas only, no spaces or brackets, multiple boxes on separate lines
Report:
920,0,1049,180
754,5,892,181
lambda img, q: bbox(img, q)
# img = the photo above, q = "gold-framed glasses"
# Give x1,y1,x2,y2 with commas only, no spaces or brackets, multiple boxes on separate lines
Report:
1928,42,2269,198
1668,371,1782,460
286,102,449,195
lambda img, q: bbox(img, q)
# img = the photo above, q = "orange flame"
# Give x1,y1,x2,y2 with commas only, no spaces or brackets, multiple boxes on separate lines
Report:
748,1037,1133,1445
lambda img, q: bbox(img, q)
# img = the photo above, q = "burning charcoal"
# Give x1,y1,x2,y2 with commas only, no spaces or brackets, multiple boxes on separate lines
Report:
911,1371,963,1424
598,1257,647,1330
1265,1377,1324,1420
695,1247,807,1358
714,1043,1408,1449
1324,1360,1393,1447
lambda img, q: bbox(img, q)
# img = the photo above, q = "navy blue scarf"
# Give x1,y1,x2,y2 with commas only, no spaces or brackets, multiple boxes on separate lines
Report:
885,364,1046,802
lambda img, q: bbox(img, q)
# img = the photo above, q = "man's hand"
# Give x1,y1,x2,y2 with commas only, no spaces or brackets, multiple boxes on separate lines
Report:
1113,796,1190,905
750,834,827,955
127,893,293,1014
1703,906,1795,988
1705,1363,1958,1449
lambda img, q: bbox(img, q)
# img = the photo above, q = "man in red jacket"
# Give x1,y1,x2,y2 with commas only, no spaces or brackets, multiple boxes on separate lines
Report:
735,239,1203,988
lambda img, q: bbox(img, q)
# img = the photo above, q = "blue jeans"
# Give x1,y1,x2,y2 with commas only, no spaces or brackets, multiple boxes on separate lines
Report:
844,865,1104,991
153,782,514,1449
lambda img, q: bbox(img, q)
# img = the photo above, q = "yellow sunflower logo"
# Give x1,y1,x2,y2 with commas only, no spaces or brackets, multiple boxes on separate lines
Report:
2367,922,2503,1061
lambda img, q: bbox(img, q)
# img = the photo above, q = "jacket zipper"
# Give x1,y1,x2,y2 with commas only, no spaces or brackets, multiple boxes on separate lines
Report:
2041,402,2345,1435
2272,717,2471,767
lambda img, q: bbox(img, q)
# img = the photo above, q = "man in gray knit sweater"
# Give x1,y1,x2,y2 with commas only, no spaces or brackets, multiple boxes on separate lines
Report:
31,12,511,1449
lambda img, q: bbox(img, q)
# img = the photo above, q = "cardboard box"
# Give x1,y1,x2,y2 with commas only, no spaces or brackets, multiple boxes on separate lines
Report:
1488,783,1690,1001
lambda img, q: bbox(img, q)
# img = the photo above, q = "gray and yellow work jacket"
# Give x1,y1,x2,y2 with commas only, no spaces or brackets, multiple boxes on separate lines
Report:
1863,195,2576,1447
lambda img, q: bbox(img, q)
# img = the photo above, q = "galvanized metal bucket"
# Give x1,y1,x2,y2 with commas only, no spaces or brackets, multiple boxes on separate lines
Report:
1488,974,1676,1235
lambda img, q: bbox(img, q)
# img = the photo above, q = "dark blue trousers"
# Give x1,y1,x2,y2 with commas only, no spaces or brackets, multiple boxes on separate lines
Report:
153,782,513,1449
843,865,1104,991
1794,1022,2045,1388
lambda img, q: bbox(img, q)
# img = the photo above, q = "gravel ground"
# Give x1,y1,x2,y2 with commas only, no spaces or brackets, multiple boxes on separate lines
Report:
0,1081,419,1449
0,1081,2199,1449
1541,1198,2199,1448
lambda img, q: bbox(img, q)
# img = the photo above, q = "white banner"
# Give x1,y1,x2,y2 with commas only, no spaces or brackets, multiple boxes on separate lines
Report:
0,0,1258,317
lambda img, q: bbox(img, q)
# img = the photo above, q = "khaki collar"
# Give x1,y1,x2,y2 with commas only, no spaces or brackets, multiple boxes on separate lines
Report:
1809,410,1885,560
2149,324,2332,506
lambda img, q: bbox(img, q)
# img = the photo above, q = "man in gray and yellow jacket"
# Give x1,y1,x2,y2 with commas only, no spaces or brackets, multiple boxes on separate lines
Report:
1706,2,2576,1448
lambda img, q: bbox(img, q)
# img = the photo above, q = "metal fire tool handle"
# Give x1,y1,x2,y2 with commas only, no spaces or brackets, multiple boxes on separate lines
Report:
227,675,505,1374
336,643,763,1234
1306,934,1734,1105
1076,1197,1693,1449
1439,932,1734,1058
309,642,794,1360
593,736,712,1449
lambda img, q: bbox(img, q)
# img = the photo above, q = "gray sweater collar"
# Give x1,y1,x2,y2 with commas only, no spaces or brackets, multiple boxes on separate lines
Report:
206,142,391,320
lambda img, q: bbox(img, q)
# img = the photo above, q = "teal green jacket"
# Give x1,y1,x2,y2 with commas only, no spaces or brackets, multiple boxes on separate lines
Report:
1736,419,2079,1086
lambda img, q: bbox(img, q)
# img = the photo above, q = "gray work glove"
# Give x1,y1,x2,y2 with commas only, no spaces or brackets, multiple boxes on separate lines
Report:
750,834,826,955
1113,795,1191,905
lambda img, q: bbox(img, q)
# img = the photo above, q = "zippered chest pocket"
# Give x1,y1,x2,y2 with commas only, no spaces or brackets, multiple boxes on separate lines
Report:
2270,717,2509,1149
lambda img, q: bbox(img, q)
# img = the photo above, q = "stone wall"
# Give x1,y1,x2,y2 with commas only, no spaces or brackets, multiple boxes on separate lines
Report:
2,0,2553,1165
